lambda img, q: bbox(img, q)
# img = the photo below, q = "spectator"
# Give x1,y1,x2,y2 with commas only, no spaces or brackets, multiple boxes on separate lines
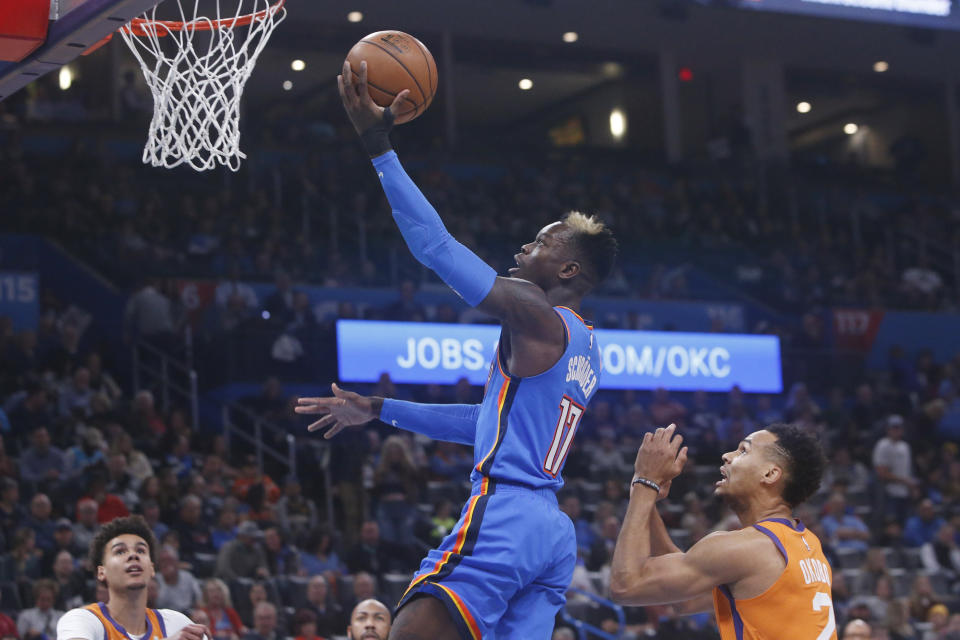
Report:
298,528,344,576
821,447,870,495
64,428,106,480
2,527,41,581
50,550,83,610
648,387,687,427
428,442,472,481
25,493,55,553
921,523,960,584
242,583,275,629
559,494,595,553
927,603,950,639
372,436,422,547
590,428,629,479
84,473,130,523
0,478,25,543
42,519,82,573
85,352,122,403
872,415,917,524
7,385,53,447
201,578,245,640
586,516,620,572
124,279,176,343
156,545,202,612
907,573,944,623
0,588,16,638
341,573,380,616
290,610,322,640
242,603,285,640
19,428,65,493
820,492,871,552
275,478,317,540
848,575,894,626
174,495,215,561
71,498,100,553
263,272,295,321
345,599,391,640
302,576,342,639
904,499,946,548
16,580,62,640
131,390,167,443
344,520,413,578
263,527,297,577
141,499,169,543
113,432,154,483
211,505,239,551
58,368,93,418
105,452,141,509
232,457,280,505
381,280,425,322
215,520,268,580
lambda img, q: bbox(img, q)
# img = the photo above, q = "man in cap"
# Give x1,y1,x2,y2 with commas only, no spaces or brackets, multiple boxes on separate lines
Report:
215,521,269,580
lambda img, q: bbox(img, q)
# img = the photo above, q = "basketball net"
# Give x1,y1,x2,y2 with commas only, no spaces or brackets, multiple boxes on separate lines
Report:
118,0,286,172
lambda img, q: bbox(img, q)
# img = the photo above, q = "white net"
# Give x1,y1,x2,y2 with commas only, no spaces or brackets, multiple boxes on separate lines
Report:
119,0,287,172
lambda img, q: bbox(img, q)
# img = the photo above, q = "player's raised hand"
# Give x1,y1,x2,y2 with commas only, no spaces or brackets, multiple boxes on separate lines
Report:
633,423,688,488
295,383,377,439
338,59,410,135
167,623,210,640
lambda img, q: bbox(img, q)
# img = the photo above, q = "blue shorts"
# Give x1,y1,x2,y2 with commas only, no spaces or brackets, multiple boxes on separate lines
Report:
395,478,576,639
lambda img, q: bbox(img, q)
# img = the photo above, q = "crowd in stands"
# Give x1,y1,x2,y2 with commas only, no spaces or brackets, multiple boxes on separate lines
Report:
1,98,959,316
2,292,960,639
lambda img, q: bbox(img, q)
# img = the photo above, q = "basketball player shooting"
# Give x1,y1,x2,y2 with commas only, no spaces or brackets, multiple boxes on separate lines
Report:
57,516,210,640
295,59,618,639
610,423,836,640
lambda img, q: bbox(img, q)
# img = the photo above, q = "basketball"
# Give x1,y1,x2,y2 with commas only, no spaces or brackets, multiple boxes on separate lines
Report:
345,31,438,125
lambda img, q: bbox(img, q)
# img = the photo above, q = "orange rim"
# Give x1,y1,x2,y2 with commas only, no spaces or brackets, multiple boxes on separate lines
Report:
123,0,285,36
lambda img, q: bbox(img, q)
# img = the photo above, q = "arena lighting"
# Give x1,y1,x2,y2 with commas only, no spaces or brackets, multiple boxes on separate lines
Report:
518,78,533,90
347,11,364,23
844,123,859,135
678,67,694,82
282,80,293,91
563,31,579,42
797,101,812,114
610,108,627,140
291,60,306,72
873,60,889,72
59,66,72,91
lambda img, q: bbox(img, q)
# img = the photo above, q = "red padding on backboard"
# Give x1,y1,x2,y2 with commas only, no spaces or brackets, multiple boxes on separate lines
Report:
0,0,52,62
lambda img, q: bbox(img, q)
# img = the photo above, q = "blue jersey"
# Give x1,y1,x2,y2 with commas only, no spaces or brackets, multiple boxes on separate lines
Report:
470,306,601,490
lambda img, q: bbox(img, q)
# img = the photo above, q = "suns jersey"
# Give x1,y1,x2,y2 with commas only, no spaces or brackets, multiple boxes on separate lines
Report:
57,603,191,640
470,306,600,490
713,518,838,640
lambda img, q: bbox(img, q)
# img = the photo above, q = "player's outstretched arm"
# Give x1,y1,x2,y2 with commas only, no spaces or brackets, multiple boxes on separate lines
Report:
338,61,562,345
296,384,479,444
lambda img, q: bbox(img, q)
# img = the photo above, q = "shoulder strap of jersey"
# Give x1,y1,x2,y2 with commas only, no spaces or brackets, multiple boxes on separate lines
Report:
82,604,110,640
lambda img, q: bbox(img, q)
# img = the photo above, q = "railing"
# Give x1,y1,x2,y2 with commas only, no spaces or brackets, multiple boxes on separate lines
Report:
561,587,625,640
131,335,199,431
221,402,297,478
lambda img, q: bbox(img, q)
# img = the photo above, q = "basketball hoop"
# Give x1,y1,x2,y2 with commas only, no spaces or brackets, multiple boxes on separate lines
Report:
118,0,287,172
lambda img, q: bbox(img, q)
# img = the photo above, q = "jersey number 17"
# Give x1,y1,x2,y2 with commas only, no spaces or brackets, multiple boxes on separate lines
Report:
543,395,585,477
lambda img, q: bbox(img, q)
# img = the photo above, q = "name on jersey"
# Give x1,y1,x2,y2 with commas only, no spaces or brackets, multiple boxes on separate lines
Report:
566,355,598,397
798,558,831,587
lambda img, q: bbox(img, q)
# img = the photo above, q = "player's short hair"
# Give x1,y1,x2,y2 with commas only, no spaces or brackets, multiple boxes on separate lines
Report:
766,423,825,508
562,211,618,285
89,515,158,569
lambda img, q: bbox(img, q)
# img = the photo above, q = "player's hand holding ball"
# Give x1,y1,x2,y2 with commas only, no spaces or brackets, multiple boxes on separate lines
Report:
338,31,437,155
634,423,688,488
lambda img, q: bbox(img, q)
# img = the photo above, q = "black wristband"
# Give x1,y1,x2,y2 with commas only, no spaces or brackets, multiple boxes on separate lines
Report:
359,107,395,158
631,476,661,494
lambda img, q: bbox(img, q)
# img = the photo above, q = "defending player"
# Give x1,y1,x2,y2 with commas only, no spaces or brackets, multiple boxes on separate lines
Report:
57,516,210,640
295,60,617,639
610,423,836,640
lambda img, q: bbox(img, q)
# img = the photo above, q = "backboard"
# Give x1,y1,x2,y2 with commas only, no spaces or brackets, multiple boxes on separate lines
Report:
0,0,163,101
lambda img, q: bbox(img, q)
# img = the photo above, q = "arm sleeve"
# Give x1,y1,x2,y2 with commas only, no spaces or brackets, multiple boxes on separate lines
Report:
380,399,479,446
372,151,497,307
56,609,101,640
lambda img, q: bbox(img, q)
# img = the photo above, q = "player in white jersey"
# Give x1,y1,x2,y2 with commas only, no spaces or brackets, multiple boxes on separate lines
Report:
57,516,210,640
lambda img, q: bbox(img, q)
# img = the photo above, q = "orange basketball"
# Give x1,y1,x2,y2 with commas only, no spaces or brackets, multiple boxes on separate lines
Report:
346,31,438,125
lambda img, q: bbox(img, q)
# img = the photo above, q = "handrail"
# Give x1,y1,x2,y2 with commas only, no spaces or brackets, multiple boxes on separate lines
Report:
561,587,625,640
131,336,199,434
221,404,297,479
